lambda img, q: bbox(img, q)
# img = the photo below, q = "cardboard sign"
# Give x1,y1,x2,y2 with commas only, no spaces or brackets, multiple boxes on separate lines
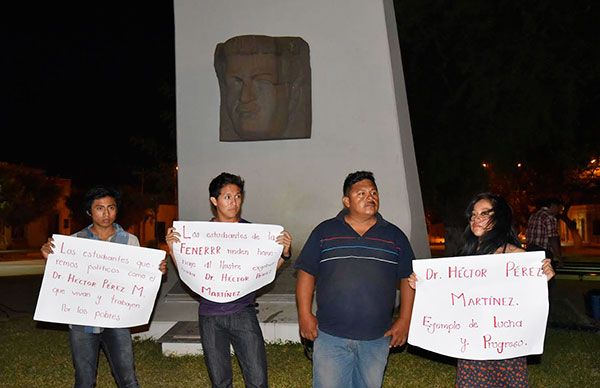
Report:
171,221,284,302
34,235,165,328
408,251,549,360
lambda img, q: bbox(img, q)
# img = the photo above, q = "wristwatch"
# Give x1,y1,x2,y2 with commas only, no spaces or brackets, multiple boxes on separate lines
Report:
281,252,292,261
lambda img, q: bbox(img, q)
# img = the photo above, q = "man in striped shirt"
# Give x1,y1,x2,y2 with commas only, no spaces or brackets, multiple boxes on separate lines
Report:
295,171,415,388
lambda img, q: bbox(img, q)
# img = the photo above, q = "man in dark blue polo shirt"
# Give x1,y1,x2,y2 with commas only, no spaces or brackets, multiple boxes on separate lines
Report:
295,171,415,388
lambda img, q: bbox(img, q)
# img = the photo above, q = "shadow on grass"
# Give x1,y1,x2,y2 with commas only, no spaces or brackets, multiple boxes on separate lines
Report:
35,320,68,332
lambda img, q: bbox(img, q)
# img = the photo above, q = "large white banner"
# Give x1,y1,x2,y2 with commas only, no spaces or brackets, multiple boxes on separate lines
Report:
408,251,549,360
34,235,166,328
171,221,284,302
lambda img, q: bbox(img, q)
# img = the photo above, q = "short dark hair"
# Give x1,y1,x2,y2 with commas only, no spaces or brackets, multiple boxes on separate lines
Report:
209,172,245,199
84,186,121,213
343,171,377,196
538,197,562,208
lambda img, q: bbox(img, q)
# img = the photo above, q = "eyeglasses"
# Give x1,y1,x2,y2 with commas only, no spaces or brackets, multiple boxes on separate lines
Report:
470,209,494,221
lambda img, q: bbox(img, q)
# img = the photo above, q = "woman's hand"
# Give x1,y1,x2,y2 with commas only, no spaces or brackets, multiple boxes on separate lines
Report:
407,272,418,289
542,258,555,281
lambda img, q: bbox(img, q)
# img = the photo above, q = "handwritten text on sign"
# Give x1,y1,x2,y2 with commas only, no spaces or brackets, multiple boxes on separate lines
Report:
172,221,283,302
34,235,165,328
408,251,549,360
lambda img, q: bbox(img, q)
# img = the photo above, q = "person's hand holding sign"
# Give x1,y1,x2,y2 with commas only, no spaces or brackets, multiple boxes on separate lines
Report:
276,230,293,269
165,227,181,268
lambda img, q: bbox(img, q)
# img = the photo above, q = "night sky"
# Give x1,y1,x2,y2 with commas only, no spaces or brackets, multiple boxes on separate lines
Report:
3,2,597,196
2,4,175,186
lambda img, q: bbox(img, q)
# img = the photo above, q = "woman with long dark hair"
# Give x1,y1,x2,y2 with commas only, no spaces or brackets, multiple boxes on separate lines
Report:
410,192,555,387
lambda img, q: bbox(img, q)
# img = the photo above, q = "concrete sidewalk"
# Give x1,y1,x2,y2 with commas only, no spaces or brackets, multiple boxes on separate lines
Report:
0,250,45,277
0,249,44,261
0,260,45,277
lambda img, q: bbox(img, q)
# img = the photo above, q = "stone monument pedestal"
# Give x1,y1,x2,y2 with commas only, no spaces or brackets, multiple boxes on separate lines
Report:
134,263,302,356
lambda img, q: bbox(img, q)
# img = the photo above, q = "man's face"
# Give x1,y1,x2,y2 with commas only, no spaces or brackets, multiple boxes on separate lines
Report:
343,179,379,218
90,196,117,228
210,184,243,222
549,203,562,216
224,53,290,140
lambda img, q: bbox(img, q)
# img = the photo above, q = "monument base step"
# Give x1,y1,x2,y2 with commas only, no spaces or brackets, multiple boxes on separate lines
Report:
157,321,204,355
154,293,301,356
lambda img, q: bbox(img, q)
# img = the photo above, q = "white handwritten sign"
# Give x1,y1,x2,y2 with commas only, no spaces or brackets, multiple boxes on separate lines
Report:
408,251,549,360
34,235,166,328
171,221,284,302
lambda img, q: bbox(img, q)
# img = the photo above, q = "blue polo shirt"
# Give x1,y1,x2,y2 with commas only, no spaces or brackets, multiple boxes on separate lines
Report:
294,210,414,340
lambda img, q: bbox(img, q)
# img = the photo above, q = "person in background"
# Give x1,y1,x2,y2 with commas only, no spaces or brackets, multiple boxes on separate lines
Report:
409,192,555,387
166,172,292,388
295,170,415,388
41,185,168,388
526,197,564,268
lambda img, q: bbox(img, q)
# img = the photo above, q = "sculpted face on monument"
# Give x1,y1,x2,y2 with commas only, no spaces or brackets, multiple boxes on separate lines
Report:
215,35,311,141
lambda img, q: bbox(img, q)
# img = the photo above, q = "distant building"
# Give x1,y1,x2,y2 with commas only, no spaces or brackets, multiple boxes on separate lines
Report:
134,204,178,250
1,162,177,250
562,204,600,245
0,162,72,249
21,177,72,248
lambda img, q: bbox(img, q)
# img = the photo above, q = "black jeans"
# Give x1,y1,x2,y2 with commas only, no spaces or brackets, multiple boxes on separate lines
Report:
199,306,268,388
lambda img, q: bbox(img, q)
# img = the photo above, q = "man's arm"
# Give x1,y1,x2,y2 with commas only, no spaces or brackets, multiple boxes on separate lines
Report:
296,269,318,341
548,236,563,267
384,278,415,347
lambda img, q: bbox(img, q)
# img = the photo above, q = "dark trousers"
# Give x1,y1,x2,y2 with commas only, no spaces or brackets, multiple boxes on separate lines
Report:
526,244,557,320
69,326,139,388
199,306,268,388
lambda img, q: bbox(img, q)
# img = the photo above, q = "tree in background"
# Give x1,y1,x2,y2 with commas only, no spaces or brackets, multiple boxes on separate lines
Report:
126,78,178,237
0,163,61,249
394,0,599,253
66,125,177,245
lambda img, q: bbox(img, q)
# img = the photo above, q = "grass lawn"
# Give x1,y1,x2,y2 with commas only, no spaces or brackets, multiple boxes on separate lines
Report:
1,317,598,387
